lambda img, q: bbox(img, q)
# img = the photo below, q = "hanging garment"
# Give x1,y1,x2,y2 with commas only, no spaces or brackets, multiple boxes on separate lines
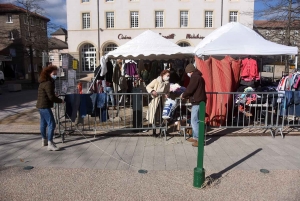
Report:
106,60,114,83
149,61,158,81
240,58,260,81
113,63,122,92
79,94,94,118
138,60,144,77
100,56,108,76
126,62,137,76
64,94,81,122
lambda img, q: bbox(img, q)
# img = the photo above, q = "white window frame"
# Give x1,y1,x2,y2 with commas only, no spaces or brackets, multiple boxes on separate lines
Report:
30,17,34,26
82,13,91,29
24,15,28,24
103,43,118,55
180,11,188,28
205,11,213,28
229,11,238,22
9,31,14,40
155,11,164,28
130,11,139,28
49,55,55,62
106,0,114,2
7,14,13,23
106,12,114,28
81,44,97,72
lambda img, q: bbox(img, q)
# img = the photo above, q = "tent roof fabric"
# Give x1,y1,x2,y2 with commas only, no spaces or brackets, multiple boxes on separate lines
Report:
106,30,193,59
194,22,298,56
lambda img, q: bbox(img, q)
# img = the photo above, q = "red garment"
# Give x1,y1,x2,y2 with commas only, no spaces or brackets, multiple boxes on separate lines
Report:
240,58,260,81
195,56,241,126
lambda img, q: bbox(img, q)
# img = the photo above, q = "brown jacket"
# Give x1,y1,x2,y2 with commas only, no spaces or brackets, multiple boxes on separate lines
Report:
182,70,206,105
36,80,62,109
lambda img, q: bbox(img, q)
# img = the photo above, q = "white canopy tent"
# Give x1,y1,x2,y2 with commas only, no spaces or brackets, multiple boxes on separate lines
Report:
194,22,298,57
106,30,193,60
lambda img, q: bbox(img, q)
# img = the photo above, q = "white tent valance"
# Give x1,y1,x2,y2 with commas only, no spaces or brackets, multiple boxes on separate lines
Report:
194,22,298,57
106,30,193,60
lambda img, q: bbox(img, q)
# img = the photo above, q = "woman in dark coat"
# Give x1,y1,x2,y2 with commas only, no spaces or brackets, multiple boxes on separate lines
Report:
36,65,64,151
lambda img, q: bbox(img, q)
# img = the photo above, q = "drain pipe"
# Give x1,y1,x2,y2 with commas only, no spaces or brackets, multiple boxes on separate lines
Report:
221,0,224,26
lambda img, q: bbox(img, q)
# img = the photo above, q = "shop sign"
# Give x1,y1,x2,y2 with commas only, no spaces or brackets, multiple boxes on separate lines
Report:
186,34,205,39
118,34,132,40
72,59,78,70
160,33,175,39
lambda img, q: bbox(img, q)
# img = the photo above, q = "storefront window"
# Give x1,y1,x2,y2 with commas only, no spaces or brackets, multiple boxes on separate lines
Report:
178,42,190,47
81,43,96,72
103,43,118,55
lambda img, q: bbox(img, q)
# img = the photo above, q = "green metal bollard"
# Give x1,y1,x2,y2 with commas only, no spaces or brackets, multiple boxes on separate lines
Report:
193,101,206,188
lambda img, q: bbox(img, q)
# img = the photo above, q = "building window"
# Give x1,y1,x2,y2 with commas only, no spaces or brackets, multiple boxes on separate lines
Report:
180,11,188,28
295,31,299,36
59,55,62,61
81,44,96,72
130,11,139,28
82,13,91,29
178,42,190,47
229,11,238,22
205,11,213,28
106,0,114,2
9,31,14,40
30,17,34,26
155,11,164,28
24,16,28,24
41,21,45,29
49,55,55,62
82,0,89,2
7,14,13,23
106,12,114,28
103,43,118,55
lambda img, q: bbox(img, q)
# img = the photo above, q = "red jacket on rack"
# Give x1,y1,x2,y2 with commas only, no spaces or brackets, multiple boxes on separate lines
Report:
240,58,260,81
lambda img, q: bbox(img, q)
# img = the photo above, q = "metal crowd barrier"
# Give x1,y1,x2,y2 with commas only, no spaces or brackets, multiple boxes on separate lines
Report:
54,92,169,143
54,91,300,142
177,91,300,139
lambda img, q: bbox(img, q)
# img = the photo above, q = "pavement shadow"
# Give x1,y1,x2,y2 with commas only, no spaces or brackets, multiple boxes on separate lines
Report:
0,90,37,110
0,136,40,146
205,148,263,187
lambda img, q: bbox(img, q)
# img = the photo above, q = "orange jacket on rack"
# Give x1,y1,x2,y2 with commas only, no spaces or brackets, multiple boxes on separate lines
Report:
240,58,260,81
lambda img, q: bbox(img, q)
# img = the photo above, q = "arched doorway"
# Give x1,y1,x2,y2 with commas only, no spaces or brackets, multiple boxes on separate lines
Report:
177,42,191,47
81,43,96,72
103,43,118,55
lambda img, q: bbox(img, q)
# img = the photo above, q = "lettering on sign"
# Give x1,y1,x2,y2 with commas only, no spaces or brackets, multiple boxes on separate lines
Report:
186,34,205,39
159,33,175,39
118,34,132,40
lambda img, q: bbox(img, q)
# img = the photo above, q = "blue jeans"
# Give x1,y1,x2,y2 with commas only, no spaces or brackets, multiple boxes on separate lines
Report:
191,105,199,140
105,87,115,106
39,108,56,141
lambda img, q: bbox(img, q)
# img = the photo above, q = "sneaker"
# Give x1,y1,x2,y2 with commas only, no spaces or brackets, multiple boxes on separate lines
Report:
187,138,197,143
192,141,198,147
47,141,60,151
42,139,48,146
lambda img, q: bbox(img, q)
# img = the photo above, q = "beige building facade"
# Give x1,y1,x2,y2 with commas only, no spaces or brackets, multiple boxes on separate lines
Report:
67,0,254,72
